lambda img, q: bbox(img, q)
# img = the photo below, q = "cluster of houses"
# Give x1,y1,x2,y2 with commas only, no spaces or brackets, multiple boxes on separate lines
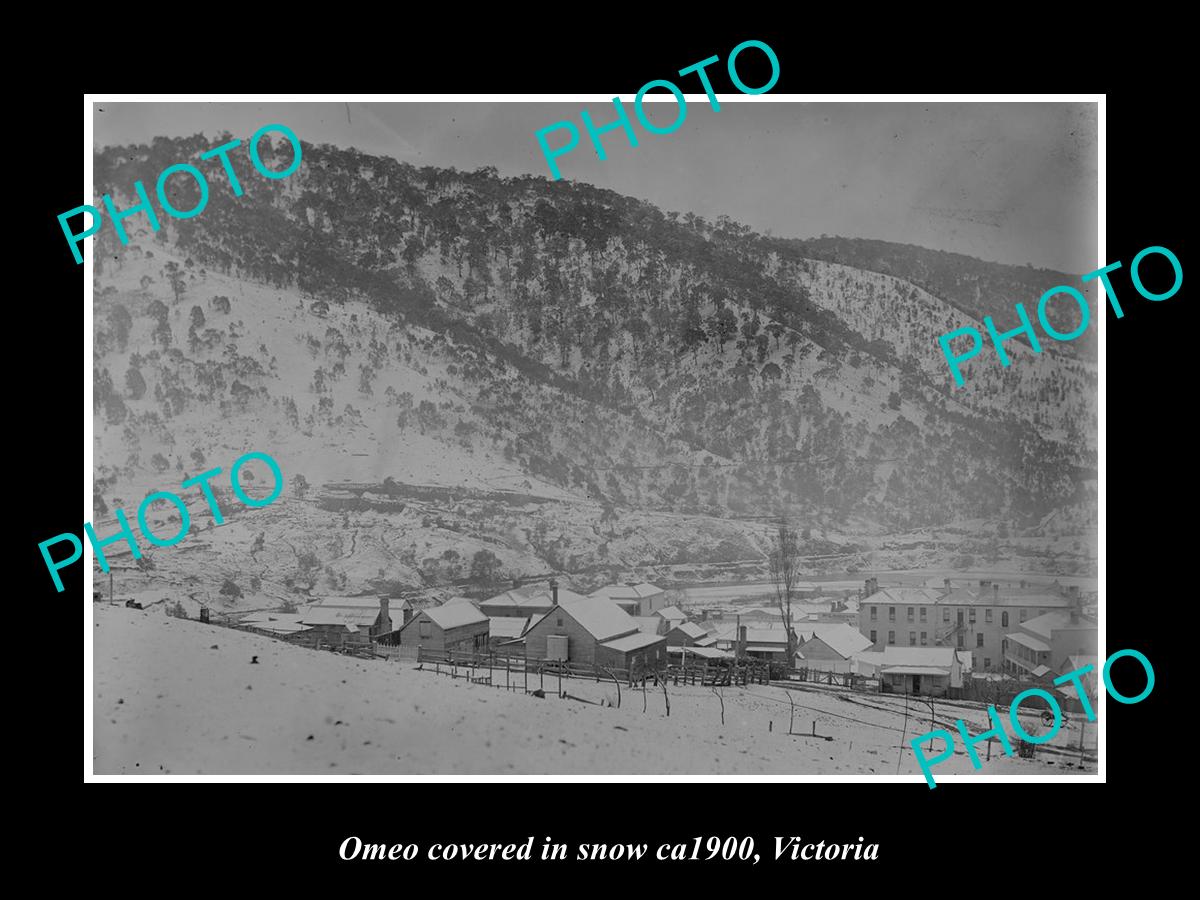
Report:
236,574,1098,700
856,577,1098,698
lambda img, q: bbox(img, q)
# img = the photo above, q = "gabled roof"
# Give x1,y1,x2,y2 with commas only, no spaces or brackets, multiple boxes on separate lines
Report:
803,624,872,659
655,605,687,622
592,582,665,600
481,587,588,611
423,602,489,630
671,622,708,640
556,595,639,642
693,635,717,648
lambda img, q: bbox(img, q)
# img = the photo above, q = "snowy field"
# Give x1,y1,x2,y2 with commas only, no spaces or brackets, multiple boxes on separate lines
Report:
92,606,1092,778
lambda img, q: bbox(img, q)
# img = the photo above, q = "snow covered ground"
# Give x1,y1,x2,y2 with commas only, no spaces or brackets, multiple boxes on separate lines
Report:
92,605,1092,778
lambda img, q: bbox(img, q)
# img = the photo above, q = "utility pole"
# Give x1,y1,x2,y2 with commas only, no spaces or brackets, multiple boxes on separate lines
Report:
110,570,114,604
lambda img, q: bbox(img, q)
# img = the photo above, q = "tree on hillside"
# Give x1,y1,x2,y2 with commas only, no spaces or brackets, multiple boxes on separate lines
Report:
470,550,502,589
165,261,186,303
769,524,803,670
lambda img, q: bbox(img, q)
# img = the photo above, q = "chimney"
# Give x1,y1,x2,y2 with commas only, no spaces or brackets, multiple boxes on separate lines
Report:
700,609,708,621
943,578,951,593
402,604,413,625
738,624,748,660
378,596,391,632
199,606,210,624
993,583,999,599
549,578,559,606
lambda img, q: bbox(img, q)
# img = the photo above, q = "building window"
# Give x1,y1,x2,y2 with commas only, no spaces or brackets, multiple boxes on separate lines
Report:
907,607,914,622
984,658,991,669
919,608,927,622
1019,609,1027,622
956,634,964,649
968,609,977,623
909,631,916,646
888,631,895,645
870,630,877,643
1001,611,1009,627
976,633,984,648
985,609,993,623
942,608,950,623
557,617,563,626
418,620,431,638
920,631,927,646
870,606,877,621
889,607,896,621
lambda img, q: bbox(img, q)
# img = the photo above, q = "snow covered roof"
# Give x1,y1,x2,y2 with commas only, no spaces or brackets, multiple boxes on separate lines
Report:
239,612,311,634
941,588,1073,608
881,646,957,669
592,583,665,600
668,646,732,659
557,595,639,642
881,666,953,676
802,624,872,659
1007,632,1052,653
300,607,381,627
600,632,665,653
745,644,787,653
424,602,489,630
867,587,944,606
487,616,530,639
633,616,665,635
693,635,717,648
655,605,687,622
671,622,708,640
481,587,588,612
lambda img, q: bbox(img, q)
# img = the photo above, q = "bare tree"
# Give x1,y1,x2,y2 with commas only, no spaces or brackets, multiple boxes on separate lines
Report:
769,524,802,670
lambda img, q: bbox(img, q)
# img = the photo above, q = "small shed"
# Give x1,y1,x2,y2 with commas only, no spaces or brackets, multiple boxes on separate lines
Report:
392,601,490,654
597,632,668,672
665,621,708,647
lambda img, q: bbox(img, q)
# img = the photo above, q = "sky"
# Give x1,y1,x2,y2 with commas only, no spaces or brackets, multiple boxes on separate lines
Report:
94,100,1098,274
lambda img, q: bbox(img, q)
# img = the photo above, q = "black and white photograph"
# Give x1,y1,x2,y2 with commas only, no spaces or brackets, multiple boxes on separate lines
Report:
84,97,1100,779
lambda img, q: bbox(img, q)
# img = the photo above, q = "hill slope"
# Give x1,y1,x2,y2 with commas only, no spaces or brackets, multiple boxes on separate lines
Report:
90,135,1097,600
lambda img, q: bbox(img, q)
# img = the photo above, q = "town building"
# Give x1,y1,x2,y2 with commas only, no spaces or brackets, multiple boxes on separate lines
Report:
858,579,1083,673
1005,610,1098,679
590,582,667,616
795,624,873,673
390,601,490,654
298,596,398,647
665,621,708,647
654,605,688,630
480,583,588,618
524,594,667,672
711,624,791,664
879,646,963,696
